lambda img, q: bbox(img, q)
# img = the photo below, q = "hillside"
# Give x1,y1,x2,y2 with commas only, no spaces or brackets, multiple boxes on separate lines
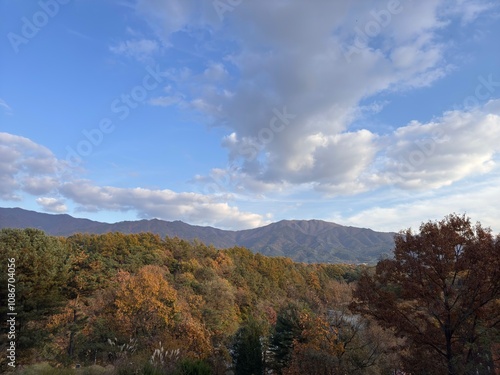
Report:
0,207,395,263
0,227,397,374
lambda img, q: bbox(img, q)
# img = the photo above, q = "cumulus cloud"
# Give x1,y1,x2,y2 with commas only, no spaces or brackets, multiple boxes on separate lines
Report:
127,0,500,240
3,1,499,232
380,103,500,189
195,98,500,200
141,0,497,195
0,132,62,200
59,180,266,229
36,197,67,213
22,176,60,195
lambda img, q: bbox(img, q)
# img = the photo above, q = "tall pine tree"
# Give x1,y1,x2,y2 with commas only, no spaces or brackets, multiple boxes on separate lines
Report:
232,317,264,375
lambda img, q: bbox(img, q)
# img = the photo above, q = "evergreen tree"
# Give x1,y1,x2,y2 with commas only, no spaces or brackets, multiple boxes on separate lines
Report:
232,317,264,375
269,305,303,374
0,229,70,362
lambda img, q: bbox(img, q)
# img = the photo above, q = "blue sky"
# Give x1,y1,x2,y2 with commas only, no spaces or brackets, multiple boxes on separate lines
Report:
1,0,500,232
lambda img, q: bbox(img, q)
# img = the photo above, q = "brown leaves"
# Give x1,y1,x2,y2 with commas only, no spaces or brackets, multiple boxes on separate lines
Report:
353,214,500,374
283,312,343,375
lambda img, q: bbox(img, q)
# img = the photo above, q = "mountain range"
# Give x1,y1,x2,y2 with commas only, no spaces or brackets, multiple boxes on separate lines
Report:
0,207,396,263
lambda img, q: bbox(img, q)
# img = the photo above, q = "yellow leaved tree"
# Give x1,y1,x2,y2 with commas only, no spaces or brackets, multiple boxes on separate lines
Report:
113,265,178,341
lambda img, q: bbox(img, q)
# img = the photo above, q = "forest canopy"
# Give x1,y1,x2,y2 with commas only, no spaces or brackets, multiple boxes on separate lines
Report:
0,213,499,375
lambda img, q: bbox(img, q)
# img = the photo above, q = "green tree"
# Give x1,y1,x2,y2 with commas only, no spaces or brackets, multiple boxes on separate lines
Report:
269,305,303,374
352,214,500,375
199,275,239,338
0,228,70,363
173,358,212,375
232,317,264,375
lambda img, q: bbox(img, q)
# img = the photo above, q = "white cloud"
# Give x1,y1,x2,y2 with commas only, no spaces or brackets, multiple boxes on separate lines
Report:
0,132,62,200
258,129,378,192
133,0,217,48
0,132,268,230
449,0,497,24
137,1,500,199
142,1,466,193
203,62,228,82
195,99,500,215
22,176,60,195
4,1,500,233
380,103,500,189
148,95,184,107
337,173,500,233
59,180,266,229
109,38,159,62
36,197,67,213
0,98,12,115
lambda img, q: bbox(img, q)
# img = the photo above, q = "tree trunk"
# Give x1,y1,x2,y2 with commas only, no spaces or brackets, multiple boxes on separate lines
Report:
445,327,454,375
67,307,77,358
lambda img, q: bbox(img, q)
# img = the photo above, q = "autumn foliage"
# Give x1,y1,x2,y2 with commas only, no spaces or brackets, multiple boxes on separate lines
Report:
0,213,498,375
352,214,500,375
0,229,385,374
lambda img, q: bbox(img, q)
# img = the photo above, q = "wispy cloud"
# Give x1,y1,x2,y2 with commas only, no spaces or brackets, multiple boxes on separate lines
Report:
148,95,184,107
109,38,159,62
66,28,93,41
0,98,13,115
337,172,500,233
450,0,497,24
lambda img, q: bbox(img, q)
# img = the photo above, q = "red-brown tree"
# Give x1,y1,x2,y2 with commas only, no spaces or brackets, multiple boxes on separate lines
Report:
352,214,500,375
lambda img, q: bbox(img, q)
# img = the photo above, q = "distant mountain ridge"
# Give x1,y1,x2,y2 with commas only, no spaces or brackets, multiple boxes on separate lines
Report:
0,207,396,263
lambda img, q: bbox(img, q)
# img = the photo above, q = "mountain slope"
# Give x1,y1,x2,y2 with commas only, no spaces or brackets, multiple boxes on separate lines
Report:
0,207,395,263
235,220,394,263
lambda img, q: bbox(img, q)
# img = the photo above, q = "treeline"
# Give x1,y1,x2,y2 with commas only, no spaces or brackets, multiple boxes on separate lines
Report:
1,214,499,375
0,228,398,374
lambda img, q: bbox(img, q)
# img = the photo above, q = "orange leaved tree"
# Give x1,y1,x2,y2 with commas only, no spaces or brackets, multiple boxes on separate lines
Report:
114,265,178,341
